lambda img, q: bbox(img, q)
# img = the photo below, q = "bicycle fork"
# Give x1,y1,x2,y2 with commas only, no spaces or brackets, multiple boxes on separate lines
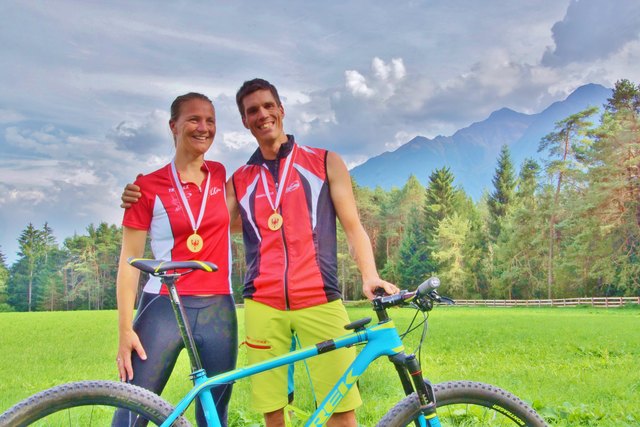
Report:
389,353,441,427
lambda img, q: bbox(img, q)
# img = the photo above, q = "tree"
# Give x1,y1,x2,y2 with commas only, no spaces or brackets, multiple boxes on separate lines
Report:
424,167,458,235
492,160,548,299
0,248,10,311
380,175,426,284
538,106,598,298
431,213,471,296
397,207,432,287
12,223,43,311
63,223,122,310
487,145,516,240
582,79,640,295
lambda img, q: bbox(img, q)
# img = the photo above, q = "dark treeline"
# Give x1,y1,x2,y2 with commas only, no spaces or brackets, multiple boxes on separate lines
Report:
1,79,638,312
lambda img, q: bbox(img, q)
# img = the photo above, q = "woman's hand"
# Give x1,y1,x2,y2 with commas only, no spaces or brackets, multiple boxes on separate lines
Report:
117,329,147,382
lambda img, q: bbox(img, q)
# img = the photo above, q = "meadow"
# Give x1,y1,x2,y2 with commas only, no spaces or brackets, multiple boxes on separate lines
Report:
0,305,638,426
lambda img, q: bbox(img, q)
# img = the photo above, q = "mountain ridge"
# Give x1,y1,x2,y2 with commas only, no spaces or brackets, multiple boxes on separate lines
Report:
350,83,612,199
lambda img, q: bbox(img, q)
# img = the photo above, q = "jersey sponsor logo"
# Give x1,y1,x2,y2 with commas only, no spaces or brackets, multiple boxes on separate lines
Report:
210,187,222,196
286,180,300,193
256,189,274,199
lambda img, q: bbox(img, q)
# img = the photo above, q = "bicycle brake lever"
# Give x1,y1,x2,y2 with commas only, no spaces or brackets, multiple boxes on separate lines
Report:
438,295,455,305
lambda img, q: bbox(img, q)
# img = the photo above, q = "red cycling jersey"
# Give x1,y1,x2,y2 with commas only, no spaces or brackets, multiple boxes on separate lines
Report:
123,161,231,295
232,136,341,310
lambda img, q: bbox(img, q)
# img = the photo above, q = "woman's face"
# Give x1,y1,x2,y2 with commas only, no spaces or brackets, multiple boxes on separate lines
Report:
170,98,216,156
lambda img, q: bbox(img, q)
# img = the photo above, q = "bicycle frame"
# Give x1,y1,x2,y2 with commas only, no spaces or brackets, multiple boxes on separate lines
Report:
131,259,438,427
161,314,431,427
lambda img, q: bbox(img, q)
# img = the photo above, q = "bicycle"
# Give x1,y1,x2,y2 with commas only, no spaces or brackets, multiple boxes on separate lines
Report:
0,258,548,426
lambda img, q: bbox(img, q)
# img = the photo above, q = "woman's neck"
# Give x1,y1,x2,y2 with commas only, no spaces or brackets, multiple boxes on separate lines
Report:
174,152,206,184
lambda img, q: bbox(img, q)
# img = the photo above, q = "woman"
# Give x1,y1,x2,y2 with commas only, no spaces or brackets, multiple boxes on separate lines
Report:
113,93,237,426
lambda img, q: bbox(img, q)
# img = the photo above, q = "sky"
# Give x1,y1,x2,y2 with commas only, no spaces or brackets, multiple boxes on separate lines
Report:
1,0,640,264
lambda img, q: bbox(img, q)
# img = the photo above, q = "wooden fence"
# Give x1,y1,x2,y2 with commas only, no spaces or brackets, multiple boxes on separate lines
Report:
452,296,640,308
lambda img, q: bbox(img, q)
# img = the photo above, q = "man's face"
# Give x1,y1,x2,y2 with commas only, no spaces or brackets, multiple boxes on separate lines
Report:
241,89,286,144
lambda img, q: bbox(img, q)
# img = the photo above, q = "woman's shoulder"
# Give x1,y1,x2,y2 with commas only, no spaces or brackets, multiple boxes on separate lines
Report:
133,164,172,192
205,160,226,177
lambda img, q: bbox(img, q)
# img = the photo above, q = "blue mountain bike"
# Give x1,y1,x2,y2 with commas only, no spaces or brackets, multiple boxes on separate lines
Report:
0,259,547,426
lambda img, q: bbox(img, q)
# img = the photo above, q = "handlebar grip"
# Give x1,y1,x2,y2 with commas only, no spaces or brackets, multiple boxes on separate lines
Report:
416,277,440,296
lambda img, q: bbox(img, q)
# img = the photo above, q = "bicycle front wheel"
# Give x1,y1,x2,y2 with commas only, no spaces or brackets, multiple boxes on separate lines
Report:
377,380,547,426
0,380,191,426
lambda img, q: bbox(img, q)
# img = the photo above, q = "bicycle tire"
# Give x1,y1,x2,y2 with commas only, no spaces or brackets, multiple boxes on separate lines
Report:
377,380,547,427
0,380,191,426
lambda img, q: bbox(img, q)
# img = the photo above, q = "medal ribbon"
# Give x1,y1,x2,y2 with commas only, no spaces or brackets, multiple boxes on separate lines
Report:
170,159,211,234
259,144,296,214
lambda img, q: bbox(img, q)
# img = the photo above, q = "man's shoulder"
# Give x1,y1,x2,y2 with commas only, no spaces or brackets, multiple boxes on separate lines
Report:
231,163,259,178
297,144,329,158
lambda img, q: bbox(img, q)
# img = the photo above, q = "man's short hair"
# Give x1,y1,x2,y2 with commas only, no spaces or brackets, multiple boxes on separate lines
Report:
236,78,282,118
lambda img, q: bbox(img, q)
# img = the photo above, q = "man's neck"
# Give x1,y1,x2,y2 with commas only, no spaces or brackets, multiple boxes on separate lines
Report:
258,134,289,160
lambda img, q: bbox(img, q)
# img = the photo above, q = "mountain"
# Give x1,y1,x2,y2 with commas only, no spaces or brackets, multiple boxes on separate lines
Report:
350,83,612,199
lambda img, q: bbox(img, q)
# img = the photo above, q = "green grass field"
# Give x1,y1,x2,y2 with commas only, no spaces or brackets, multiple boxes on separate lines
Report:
0,305,638,426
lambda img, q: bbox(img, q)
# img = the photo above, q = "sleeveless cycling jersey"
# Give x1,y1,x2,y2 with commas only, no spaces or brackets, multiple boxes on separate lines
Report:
123,161,231,295
232,136,341,310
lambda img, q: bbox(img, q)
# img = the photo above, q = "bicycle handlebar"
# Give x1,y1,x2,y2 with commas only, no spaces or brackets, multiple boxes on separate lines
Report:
372,276,452,314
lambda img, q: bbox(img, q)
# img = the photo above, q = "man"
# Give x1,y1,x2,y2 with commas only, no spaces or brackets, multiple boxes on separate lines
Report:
122,79,398,426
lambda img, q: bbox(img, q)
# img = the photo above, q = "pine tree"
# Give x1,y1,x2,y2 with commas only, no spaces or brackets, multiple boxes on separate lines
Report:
397,207,432,287
381,175,426,284
487,145,516,240
11,224,44,311
538,106,598,298
424,167,457,236
492,159,546,298
0,248,10,311
431,213,470,296
584,79,640,294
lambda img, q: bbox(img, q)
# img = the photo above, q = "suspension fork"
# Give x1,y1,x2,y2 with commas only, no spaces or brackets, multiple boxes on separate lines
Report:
390,353,438,424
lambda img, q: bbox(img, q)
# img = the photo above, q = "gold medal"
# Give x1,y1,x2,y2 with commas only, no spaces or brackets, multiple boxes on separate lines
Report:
187,232,204,253
268,212,283,231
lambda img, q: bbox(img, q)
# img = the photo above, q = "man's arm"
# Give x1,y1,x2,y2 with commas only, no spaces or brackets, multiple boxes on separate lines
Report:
327,151,399,300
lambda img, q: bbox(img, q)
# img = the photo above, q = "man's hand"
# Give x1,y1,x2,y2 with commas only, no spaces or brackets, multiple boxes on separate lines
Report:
362,278,400,300
120,180,142,209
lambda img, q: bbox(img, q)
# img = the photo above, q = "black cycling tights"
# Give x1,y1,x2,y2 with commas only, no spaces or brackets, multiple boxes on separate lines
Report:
112,292,238,426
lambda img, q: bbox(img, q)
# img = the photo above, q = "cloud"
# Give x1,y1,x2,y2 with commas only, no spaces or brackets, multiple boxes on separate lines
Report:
345,70,375,98
345,57,407,100
108,109,172,155
0,109,26,124
542,0,640,67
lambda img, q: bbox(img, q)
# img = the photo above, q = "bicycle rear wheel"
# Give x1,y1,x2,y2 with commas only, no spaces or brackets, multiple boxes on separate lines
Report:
377,380,547,426
0,380,191,426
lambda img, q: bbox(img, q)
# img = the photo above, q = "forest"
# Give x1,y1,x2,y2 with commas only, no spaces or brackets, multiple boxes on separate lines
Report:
1,79,638,312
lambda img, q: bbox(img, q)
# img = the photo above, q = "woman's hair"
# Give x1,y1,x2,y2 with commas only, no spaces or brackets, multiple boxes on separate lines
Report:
235,78,282,118
170,92,213,122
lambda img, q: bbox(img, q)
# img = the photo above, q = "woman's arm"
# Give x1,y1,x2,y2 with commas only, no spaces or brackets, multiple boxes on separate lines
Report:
116,226,148,381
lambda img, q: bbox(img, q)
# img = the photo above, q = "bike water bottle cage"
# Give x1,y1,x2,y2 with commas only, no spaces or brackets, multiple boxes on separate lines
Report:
128,258,218,277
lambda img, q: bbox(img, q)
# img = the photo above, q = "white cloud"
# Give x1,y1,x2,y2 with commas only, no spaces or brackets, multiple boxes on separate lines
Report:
345,70,374,98
220,131,256,151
